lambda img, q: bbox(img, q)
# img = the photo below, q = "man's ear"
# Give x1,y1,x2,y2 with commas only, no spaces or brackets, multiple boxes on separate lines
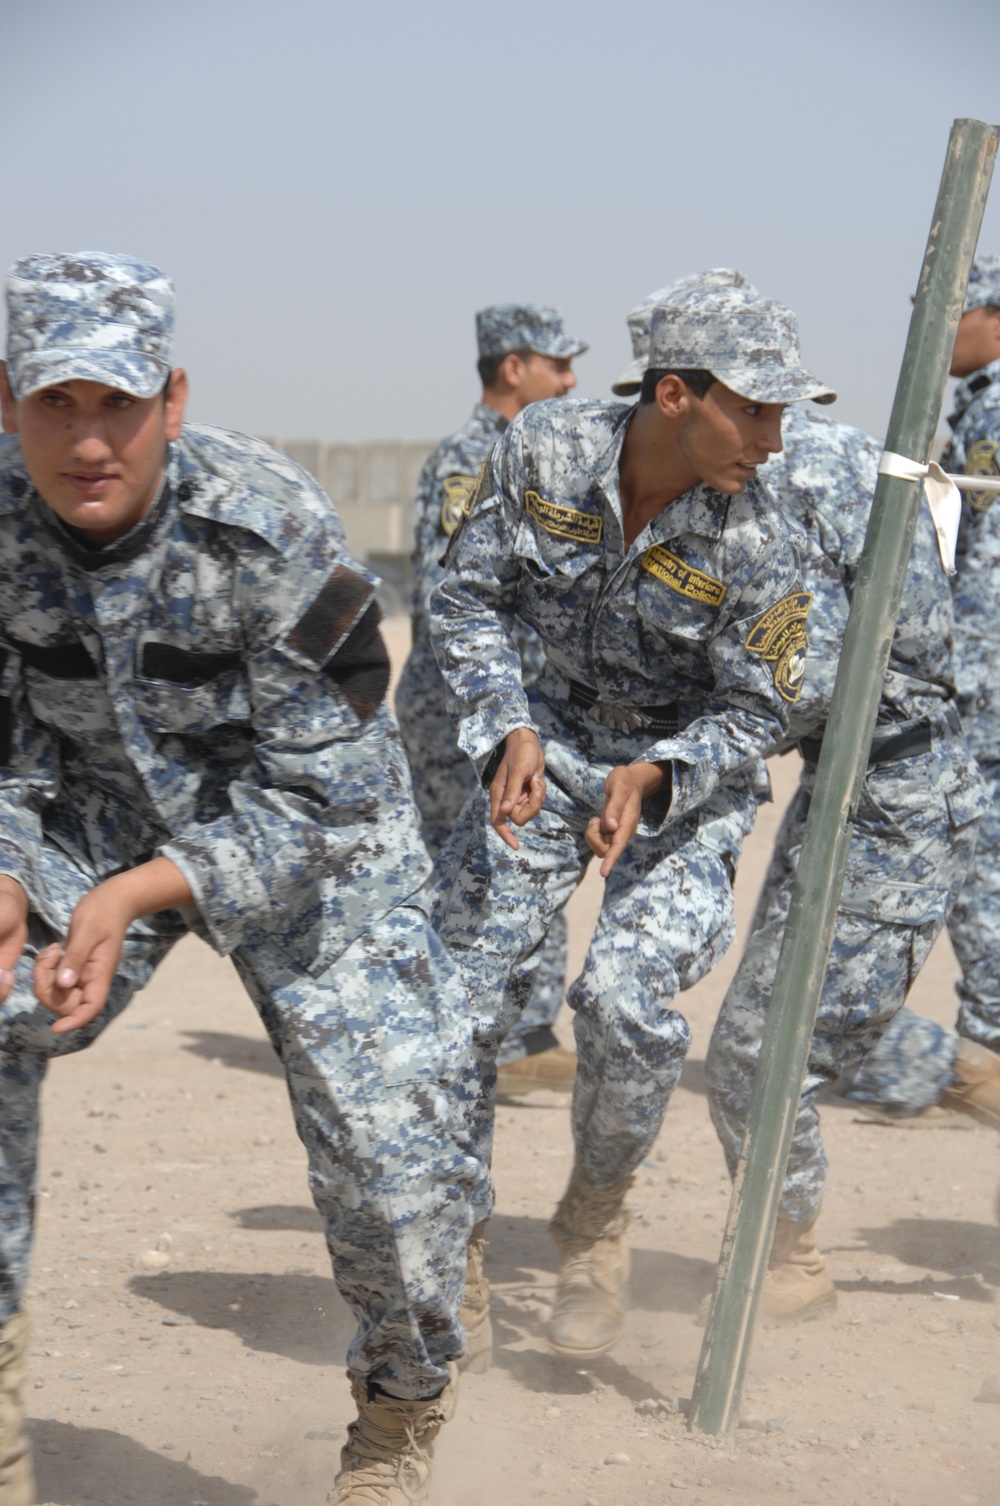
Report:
498,351,526,393
0,365,19,436
654,373,689,419
164,369,189,442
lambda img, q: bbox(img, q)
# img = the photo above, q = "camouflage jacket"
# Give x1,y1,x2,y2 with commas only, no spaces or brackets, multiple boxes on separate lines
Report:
945,358,1000,756
430,397,810,825
0,426,429,974
764,403,957,743
410,402,507,627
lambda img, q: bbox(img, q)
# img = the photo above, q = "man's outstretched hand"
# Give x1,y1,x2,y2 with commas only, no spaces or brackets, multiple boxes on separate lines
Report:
585,762,669,878
34,858,194,1035
488,727,546,850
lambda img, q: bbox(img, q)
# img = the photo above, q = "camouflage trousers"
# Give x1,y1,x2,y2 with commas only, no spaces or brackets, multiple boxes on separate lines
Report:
0,853,484,1398
431,732,760,1197
707,723,985,1220
841,752,1000,1110
396,636,568,1062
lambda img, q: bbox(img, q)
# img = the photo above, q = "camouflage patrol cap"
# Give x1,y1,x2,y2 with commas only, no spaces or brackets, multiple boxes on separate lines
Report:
647,284,837,406
475,303,587,361
612,269,757,395
963,254,1000,312
4,251,174,400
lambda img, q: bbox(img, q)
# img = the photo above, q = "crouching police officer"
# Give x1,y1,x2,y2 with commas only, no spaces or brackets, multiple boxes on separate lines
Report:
0,252,487,1506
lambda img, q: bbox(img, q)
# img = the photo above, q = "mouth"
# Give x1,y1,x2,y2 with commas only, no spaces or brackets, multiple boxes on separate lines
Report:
61,472,117,498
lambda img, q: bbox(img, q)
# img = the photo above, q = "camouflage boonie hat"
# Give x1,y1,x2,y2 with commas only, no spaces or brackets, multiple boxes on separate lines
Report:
612,269,757,395
963,254,1000,312
647,284,837,406
475,303,587,361
5,251,174,400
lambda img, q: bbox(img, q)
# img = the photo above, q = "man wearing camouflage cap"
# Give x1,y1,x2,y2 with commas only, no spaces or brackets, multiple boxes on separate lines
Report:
428,280,830,1360
395,303,586,1112
0,251,487,1506
830,254,1000,1133
614,273,989,1320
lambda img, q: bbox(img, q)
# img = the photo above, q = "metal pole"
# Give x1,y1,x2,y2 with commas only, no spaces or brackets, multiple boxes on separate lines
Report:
688,117,999,1436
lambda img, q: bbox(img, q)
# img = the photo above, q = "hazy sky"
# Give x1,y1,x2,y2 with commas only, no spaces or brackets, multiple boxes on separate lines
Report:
3,0,999,443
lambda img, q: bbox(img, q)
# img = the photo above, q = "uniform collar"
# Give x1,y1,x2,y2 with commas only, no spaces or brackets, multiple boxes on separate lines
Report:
948,357,1000,428
588,404,733,545
472,401,509,434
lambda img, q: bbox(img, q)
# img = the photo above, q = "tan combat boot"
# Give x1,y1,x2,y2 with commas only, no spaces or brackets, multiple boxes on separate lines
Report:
548,1163,633,1359
327,1364,457,1506
496,1046,576,1097
0,1312,35,1506
939,1038,1000,1131
457,1221,492,1374
759,1214,837,1326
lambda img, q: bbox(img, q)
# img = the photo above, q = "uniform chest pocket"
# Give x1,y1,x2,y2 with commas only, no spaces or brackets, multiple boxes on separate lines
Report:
513,518,598,600
635,564,724,646
24,667,119,738
133,643,250,733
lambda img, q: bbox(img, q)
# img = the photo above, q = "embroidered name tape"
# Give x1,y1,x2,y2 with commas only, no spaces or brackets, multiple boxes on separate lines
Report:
641,545,727,607
744,591,811,703
525,490,603,544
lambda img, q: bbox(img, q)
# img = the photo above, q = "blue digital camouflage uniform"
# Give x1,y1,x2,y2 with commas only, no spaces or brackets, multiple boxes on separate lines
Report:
705,404,986,1215
428,393,811,1194
0,423,486,1399
394,406,568,1062
836,276,1000,1111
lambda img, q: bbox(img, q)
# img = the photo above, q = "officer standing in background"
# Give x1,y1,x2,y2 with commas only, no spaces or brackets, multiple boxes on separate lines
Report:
429,281,832,1363
0,252,486,1506
838,255,1000,1130
395,304,586,1097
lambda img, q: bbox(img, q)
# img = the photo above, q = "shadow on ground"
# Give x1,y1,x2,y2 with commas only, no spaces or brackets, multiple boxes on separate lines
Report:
130,1268,353,1365
31,1418,258,1506
180,1031,282,1077
232,1204,322,1233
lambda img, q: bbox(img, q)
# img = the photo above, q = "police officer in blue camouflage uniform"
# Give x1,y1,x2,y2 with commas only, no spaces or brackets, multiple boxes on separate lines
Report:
429,281,834,1362
0,252,487,1506
836,255,1000,1132
395,305,587,1100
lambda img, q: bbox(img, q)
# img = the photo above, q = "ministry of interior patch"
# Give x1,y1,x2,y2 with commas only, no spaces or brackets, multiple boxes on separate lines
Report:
744,590,812,702
641,545,727,607
440,473,478,536
525,490,603,544
964,439,1000,513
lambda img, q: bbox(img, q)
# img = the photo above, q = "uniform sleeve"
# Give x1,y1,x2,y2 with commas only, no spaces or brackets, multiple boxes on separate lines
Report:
409,455,443,622
158,542,418,959
0,645,61,915
633,541,812,825
429,426,536,778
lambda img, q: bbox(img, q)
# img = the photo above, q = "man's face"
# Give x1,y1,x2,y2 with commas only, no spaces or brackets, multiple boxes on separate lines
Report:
672,379,785,494
0,370,188,543
950,306,1000,380
514,352,577,408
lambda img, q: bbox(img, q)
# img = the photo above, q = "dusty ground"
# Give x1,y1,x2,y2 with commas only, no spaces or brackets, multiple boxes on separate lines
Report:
24,618,1000,1506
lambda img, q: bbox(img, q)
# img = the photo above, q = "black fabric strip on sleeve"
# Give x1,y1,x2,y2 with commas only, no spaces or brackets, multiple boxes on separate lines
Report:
323,603,389,720
141,643,243,686
0,699,10,765
11,638,98,680
287,564,374,667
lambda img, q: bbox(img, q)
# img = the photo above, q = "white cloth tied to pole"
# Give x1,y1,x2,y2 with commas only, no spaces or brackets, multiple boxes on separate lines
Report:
876,450,1000,575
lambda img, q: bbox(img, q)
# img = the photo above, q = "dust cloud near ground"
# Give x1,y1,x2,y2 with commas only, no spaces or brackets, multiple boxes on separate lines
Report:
25,619,999,1506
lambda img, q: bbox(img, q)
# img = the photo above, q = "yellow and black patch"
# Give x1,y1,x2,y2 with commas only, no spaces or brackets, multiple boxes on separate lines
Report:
641,545,727,607
440,473,478,536
525,490,603,545
744,590,812,703
964,438,1000,514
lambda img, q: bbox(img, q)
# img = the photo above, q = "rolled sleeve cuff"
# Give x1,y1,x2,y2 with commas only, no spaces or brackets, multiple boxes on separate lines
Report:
158,834,274,956
457,699,537,781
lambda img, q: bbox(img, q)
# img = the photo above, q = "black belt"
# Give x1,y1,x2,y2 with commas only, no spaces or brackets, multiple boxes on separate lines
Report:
568,679,680,735
800,721,933,768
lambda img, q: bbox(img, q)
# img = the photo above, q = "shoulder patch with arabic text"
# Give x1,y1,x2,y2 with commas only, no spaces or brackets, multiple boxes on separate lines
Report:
440,473,478,536
641,545,727,607
964,438,1000,514
744,590,812,703
525,490,603,545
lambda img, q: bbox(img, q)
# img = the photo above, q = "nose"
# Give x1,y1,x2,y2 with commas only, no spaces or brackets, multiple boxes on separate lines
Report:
561,367,577,393
759,411,784,455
